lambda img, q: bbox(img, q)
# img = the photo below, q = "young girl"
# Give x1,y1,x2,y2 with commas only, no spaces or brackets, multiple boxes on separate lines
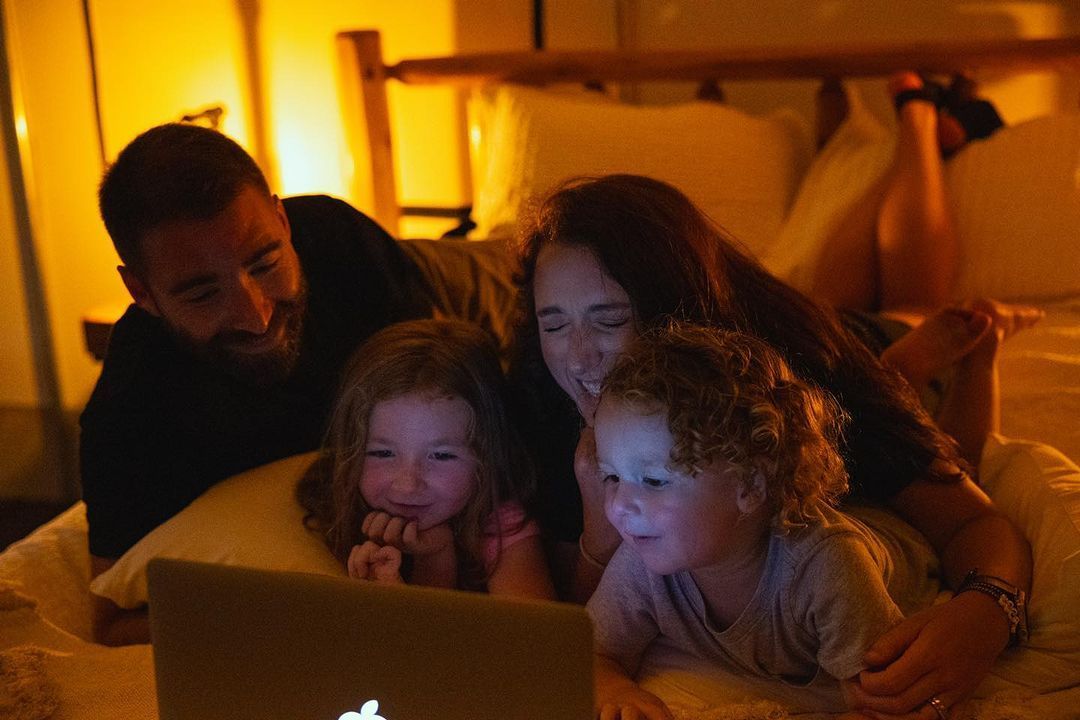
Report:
299,318,554,598
589,324,944,719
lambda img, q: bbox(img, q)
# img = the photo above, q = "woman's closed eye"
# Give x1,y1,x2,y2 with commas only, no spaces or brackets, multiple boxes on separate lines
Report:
596,315,631,330
365,448,393,458
539,320,568,333
642,476,669,488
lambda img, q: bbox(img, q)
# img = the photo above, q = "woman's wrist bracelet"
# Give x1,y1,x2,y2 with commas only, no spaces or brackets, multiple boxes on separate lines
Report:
578,536,609,571
957,569,1029,647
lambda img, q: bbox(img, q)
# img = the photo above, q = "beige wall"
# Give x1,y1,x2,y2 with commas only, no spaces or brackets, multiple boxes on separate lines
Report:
4,0,121,413
0,115,36,407
2,0,1078,419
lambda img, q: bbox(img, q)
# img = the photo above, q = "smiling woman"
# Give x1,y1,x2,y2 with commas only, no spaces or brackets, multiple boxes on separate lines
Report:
509,173,1033,716
532,242,635,425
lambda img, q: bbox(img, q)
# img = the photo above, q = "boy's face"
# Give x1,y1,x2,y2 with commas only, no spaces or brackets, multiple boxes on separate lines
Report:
594,397,761,576
118,185,306,386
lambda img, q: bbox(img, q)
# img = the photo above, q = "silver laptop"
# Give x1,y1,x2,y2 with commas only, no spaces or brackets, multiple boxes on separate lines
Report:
147,558,593,720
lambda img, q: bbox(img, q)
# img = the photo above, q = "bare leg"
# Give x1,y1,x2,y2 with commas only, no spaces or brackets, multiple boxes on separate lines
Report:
809,173,889,310
812,74,961,313
935,327,1001,466
876,74,961,313
881,299,1044,465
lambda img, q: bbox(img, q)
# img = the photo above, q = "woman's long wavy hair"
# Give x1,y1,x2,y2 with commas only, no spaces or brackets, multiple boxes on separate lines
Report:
511,174,966,497
603,324,850,532
298,319,533,590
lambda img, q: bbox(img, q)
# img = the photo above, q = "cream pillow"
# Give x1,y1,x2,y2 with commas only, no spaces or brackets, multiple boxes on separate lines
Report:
978,433,1080,691
763,84,895,293
90,452,344,609
468,84,812,258
946,113,1080,302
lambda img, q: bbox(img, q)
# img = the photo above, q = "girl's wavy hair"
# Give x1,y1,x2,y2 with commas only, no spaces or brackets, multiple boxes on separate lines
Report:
297,319,533,589
603,323,850,531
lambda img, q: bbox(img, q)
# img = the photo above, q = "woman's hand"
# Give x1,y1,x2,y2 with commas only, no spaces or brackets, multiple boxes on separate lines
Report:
597,688,675,720
362,511,455,556
595,655,674,720
848,592,1009,718
347,541,403,583
576,427,621,564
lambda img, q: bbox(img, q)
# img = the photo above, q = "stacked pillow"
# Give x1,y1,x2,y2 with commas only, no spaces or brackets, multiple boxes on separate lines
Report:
467,84,813,259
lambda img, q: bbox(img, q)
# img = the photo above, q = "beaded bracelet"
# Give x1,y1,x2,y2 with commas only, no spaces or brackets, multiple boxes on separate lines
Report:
957,569,1029,647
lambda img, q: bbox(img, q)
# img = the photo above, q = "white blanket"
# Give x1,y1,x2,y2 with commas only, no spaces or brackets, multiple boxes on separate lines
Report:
999,298,1080,465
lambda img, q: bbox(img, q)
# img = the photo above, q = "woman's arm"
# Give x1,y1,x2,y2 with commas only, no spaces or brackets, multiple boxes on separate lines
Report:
486,535,556,599
562,427,623,603
851,474,1031,715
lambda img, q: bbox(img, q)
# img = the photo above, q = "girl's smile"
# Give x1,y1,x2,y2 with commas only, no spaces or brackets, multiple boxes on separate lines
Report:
359,392,479,529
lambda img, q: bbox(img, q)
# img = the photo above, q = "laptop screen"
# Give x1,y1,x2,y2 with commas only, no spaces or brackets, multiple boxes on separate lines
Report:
148,559,593,720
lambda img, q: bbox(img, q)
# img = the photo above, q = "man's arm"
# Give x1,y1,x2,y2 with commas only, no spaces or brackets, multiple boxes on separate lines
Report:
90,555,150,646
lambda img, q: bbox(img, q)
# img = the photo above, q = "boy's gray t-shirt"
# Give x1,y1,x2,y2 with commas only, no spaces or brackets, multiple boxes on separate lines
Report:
587,505,940,686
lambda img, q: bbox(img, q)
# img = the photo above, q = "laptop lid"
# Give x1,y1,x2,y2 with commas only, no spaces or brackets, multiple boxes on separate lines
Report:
147,558,593,720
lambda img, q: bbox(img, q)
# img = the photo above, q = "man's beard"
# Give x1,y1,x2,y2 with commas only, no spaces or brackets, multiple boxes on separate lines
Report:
172,278,309,387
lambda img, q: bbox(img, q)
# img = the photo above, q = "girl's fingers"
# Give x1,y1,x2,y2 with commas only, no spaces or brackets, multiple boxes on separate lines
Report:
402,519,419,548
383,515,408,545
364,512,391,541
347,542,376,580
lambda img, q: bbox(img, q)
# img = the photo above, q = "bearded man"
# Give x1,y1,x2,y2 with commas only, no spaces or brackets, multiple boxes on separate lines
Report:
81,123,453,643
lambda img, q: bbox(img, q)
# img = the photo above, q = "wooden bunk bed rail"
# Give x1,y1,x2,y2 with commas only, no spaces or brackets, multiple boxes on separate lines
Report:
386,36,1080,86
336,30,1080,234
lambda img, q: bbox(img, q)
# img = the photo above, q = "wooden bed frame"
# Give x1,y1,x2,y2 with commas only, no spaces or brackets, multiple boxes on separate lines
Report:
337,30,1080,235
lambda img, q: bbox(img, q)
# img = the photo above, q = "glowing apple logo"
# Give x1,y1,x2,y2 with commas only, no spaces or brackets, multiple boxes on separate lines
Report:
338,699,387,720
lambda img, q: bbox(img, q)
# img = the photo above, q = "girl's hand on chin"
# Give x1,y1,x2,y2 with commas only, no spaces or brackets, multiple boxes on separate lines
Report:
347,541,403,583
363,510,455,556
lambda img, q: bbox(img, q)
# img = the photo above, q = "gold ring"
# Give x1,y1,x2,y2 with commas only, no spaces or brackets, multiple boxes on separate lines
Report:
927,696,948,720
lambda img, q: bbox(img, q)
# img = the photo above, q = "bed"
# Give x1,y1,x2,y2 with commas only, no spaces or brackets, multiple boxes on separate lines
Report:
4,30,1080,720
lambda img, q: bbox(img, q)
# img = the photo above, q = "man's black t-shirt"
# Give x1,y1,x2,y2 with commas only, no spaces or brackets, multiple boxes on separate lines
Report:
80,195,434,558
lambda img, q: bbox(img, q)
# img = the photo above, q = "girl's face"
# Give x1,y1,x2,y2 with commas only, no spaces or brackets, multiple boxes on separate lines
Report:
533,242,636,425
359,391,479,530
594,397,763,576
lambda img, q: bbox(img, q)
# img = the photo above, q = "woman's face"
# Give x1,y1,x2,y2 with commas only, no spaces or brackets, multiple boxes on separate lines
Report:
533,242,636,425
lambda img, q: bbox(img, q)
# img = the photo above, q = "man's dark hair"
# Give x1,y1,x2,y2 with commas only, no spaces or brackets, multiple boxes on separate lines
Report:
98,123,270,272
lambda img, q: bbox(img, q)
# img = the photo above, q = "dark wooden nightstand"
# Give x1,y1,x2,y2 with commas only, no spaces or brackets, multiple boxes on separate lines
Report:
82,303,128,362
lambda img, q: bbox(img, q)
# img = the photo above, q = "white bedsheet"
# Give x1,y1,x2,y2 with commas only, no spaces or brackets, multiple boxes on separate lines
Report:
999,298,1080,465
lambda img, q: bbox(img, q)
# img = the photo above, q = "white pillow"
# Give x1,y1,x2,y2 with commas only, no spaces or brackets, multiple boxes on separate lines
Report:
978,433,1080,692
90,452,344,609
468,85,812,258
947,113,1080,302
763,84,895,293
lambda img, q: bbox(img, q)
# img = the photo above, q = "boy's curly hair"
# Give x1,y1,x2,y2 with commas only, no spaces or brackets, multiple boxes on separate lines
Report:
602,323,850,531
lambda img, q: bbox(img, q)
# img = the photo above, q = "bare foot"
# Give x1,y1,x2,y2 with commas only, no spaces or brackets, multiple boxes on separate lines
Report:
966,298,1044,342
881,299,1043,389
881,308,991,389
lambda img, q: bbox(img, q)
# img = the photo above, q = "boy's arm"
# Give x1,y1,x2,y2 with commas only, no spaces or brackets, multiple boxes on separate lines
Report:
594,654,673,720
